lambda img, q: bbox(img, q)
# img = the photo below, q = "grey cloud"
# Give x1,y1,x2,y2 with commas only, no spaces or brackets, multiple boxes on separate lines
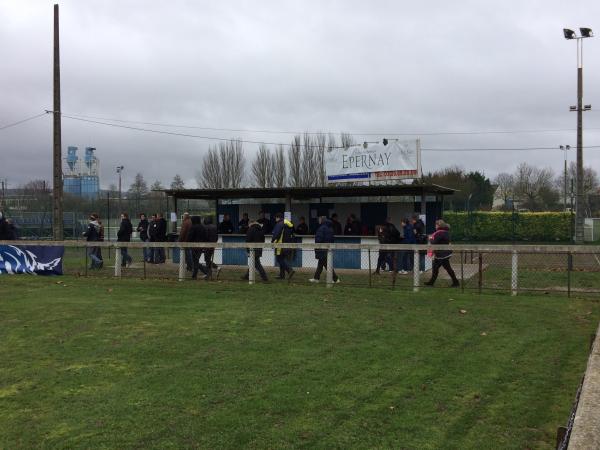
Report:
1,0,599,190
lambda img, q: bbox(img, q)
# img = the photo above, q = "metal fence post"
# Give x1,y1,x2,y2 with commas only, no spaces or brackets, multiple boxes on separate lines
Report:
178,246,185,281
114,245,122,278
511,250,518,296
326,247,333,288
478,252,483,294
413,249,419,292
460,250,464,292
567,252,572,298
368,248,372,288
248,248,256,285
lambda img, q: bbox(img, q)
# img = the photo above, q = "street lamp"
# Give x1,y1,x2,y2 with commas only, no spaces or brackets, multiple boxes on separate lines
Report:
559,145,571,211
116,165,124,214
563,27,594,243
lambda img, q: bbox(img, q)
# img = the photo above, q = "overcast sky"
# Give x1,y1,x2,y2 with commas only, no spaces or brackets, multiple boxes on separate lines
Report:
1,0,599,189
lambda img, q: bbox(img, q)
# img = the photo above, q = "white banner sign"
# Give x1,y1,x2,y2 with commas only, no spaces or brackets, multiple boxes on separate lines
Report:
325,139,421,183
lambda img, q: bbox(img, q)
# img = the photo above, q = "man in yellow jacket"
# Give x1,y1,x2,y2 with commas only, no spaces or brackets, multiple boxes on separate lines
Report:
271,213,295,280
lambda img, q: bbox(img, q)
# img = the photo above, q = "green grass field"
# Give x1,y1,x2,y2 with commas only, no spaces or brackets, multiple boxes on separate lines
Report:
1,276,599,449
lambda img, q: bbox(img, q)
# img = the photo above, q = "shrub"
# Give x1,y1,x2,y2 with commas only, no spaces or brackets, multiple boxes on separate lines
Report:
442,212,571,242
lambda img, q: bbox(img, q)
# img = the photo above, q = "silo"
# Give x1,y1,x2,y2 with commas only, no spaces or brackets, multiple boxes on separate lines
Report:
81,175,99,198
64,176,81,196
66,146,78,172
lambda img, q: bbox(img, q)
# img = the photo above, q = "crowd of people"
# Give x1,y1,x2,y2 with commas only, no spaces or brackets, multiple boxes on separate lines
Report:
215,211,362,236
178,213,220,280
78,209,459,287
374,214,427,275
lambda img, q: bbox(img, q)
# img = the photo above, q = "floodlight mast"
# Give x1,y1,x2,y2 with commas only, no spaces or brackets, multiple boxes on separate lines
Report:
564,27,594,242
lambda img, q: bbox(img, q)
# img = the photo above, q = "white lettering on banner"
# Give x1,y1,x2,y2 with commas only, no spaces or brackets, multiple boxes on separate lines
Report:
326,140,421,183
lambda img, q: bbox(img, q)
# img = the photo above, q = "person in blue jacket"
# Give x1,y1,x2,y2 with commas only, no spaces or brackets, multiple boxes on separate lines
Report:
400,218,416,273
309,216,340,283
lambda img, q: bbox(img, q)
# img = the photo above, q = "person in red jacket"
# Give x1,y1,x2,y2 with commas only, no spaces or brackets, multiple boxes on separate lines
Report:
424,220,459,287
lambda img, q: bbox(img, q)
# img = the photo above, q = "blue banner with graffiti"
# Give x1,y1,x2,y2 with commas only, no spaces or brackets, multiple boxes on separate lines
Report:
0,245,64,275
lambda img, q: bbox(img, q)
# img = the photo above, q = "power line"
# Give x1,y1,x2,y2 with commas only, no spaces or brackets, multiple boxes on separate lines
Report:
59,110,600,136
0,113,47,131
423,145,600,152
57,113,345,148
54,111,600,152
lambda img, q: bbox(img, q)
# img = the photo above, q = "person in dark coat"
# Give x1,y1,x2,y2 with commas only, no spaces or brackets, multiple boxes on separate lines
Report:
117,212,133,267
271,213,295,279
5,218,18,240
187,215,208,279
156,213,167,263
343,217,353,235
374,225,390,274
295,216,309,235
96,215,105,263
411,214,427,272
178,212,192,271
257,211,272,235
309,216,339,283
147,214,158,263
242,220,268,281
218,213,234,234
0,212,9,240
400,218,415,273
424,220,459,287
137,213,151,263
350,214,362,235
238,212,250,235
330,213,342,236
384,217,401,272
82,214,102,269
203,217,220,277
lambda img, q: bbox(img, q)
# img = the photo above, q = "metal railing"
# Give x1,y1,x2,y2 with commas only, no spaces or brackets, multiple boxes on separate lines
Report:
2,240,600,296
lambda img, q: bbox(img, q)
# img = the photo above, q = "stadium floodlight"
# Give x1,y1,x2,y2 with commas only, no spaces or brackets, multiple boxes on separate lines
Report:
563,26,594,242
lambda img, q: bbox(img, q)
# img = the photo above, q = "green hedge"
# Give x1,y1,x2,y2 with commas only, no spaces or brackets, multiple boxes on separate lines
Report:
442,212,572,242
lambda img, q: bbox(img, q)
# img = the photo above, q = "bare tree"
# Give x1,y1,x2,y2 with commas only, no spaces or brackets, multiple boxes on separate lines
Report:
288,135,302,187
197,145,222,188
556,162,600,212
129,173,149,197
252,144,274,188
149,180,165,198
273,144,286,188
170,174,185,190
563,162,599,196
514,163,557,210
493,172,515,206
301,132,317,187
340,132,355,149
313,132,327,186
225,140,245,188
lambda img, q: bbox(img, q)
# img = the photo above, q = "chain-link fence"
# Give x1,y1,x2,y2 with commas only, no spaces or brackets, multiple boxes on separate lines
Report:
3,240,600,296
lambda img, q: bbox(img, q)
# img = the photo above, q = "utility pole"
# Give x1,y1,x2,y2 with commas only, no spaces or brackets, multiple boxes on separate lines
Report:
116,166,124,214
563,27,594,243
52,4,63,240
559,145,571,211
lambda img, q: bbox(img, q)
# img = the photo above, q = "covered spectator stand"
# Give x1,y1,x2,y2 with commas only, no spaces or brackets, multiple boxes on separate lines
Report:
164,184,453,269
